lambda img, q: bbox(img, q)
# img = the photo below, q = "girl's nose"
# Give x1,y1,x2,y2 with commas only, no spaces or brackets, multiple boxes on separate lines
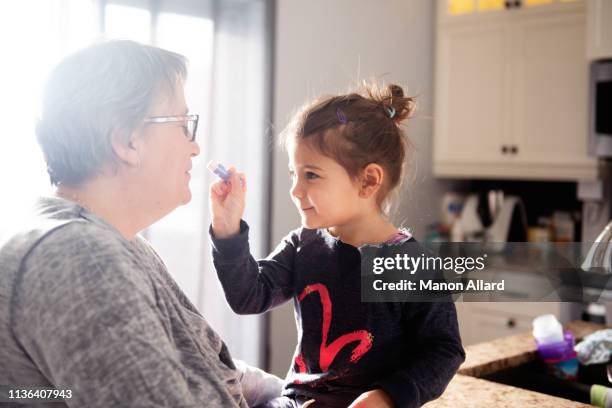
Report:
290,179,303,199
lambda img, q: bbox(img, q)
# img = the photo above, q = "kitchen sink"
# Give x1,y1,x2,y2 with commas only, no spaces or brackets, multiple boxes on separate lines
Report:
479,359,610,404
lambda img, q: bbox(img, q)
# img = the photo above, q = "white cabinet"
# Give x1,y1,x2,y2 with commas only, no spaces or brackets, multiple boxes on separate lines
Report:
511,10,593,168
434,0,598,181
434,21,510,164
456,302,561,345
587,0,612,59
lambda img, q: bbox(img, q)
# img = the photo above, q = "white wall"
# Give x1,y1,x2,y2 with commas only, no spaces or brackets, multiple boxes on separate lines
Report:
269,0,460,376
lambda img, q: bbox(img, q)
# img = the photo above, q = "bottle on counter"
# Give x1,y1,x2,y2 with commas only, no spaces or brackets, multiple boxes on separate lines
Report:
527,216,553,243
532,314,579,380
440,192,465,242
552,211,575,242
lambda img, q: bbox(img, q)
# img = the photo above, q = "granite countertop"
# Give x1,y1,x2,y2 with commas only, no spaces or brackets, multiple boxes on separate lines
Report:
423,321,609,408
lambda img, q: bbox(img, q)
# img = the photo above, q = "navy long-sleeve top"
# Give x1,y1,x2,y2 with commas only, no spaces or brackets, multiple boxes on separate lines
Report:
211,221,465,408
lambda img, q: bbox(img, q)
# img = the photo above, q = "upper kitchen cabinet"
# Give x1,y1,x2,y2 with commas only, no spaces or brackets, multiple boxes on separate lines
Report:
434,19,510,166
434,0,598,181
439,0,584,21
587,0,612,59
511,8,593,169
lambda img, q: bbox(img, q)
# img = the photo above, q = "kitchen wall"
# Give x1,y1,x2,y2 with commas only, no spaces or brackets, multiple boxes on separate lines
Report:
269,0,464,376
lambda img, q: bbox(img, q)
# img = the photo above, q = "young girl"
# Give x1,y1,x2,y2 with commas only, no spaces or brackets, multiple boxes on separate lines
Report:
209,83,465,408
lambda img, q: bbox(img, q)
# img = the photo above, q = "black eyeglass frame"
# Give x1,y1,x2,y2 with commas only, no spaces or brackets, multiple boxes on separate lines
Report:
144,114,199,141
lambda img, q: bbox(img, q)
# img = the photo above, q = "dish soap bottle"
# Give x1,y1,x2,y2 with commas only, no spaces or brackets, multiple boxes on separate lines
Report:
532,314,578,380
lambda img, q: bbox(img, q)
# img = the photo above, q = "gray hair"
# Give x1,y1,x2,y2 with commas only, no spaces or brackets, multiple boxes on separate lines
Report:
36,40,188,186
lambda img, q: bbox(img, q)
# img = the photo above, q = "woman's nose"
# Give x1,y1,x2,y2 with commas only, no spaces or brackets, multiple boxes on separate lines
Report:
191,140,201,157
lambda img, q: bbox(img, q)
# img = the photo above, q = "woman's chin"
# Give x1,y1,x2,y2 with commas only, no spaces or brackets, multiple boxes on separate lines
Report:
179,189,192,206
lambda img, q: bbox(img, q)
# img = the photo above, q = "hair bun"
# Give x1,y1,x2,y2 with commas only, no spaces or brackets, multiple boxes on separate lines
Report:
359,80,416,124
388,84,404,99
386,83,414,124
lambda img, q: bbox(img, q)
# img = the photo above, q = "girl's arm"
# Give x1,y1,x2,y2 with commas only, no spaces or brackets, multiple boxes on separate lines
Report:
375,302,466,408
210,220,297,314
209,166,296,314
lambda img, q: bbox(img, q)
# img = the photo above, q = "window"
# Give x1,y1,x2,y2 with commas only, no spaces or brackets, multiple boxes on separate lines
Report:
105,4,151,42
0,0,98,235
0,0,272,368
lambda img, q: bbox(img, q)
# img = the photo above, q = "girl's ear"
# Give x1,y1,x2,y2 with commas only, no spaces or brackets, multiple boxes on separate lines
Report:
359,163,384,198
111,129,142,168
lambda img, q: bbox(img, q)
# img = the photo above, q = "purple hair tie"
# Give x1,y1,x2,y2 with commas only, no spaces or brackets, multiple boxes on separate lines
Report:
336,107,348,124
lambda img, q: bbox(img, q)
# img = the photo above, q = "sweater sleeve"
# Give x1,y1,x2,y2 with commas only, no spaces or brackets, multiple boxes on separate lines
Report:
210,220,297,314
233,359,284,407
375,302,466,408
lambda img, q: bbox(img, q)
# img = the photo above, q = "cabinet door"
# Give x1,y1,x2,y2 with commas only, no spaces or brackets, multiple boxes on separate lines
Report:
456,302,561,345
511,9,596,170
587,0,612,60
434,21,510,164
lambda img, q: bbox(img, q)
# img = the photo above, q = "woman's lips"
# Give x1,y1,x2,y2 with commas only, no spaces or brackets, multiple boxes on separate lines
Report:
301,207,313,211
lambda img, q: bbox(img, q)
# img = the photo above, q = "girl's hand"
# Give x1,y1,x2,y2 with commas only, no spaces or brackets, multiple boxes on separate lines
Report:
209,167,246,239
347,389,395,408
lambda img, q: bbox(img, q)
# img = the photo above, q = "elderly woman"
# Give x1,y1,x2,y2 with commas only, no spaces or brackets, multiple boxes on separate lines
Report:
0,40,281,407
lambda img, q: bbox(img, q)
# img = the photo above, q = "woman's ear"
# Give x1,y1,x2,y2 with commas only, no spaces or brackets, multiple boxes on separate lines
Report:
359,163,384,198
110,130,142,168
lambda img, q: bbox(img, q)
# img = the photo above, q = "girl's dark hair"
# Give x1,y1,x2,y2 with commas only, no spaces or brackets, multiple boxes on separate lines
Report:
281,82,416,212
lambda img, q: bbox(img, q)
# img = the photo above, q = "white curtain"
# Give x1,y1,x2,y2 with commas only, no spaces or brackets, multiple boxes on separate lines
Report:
0,0,100,236
200,0,273,368
142,0,273,368
0,0,273,369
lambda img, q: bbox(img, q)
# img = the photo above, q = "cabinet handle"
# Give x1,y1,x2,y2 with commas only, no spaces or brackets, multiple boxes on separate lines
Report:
510,145,518,155
501,145,509,154
507,318,516,328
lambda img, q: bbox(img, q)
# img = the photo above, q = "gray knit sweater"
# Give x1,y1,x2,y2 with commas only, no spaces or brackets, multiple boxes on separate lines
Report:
0,197,247,408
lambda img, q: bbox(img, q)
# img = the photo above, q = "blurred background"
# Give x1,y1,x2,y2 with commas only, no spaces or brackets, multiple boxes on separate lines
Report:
0,0,610,378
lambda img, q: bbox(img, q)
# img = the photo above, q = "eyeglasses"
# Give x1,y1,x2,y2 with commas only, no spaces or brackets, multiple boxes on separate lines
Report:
144,114,199,142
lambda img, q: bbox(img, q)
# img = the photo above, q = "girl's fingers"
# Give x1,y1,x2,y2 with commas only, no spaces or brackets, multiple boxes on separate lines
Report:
236,172,247,192
210,180,227,197
228,171,245,193
216,166,246,194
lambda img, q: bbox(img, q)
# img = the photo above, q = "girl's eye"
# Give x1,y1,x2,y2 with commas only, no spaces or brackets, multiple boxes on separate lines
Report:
305,171,319,180
288,170,296,179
